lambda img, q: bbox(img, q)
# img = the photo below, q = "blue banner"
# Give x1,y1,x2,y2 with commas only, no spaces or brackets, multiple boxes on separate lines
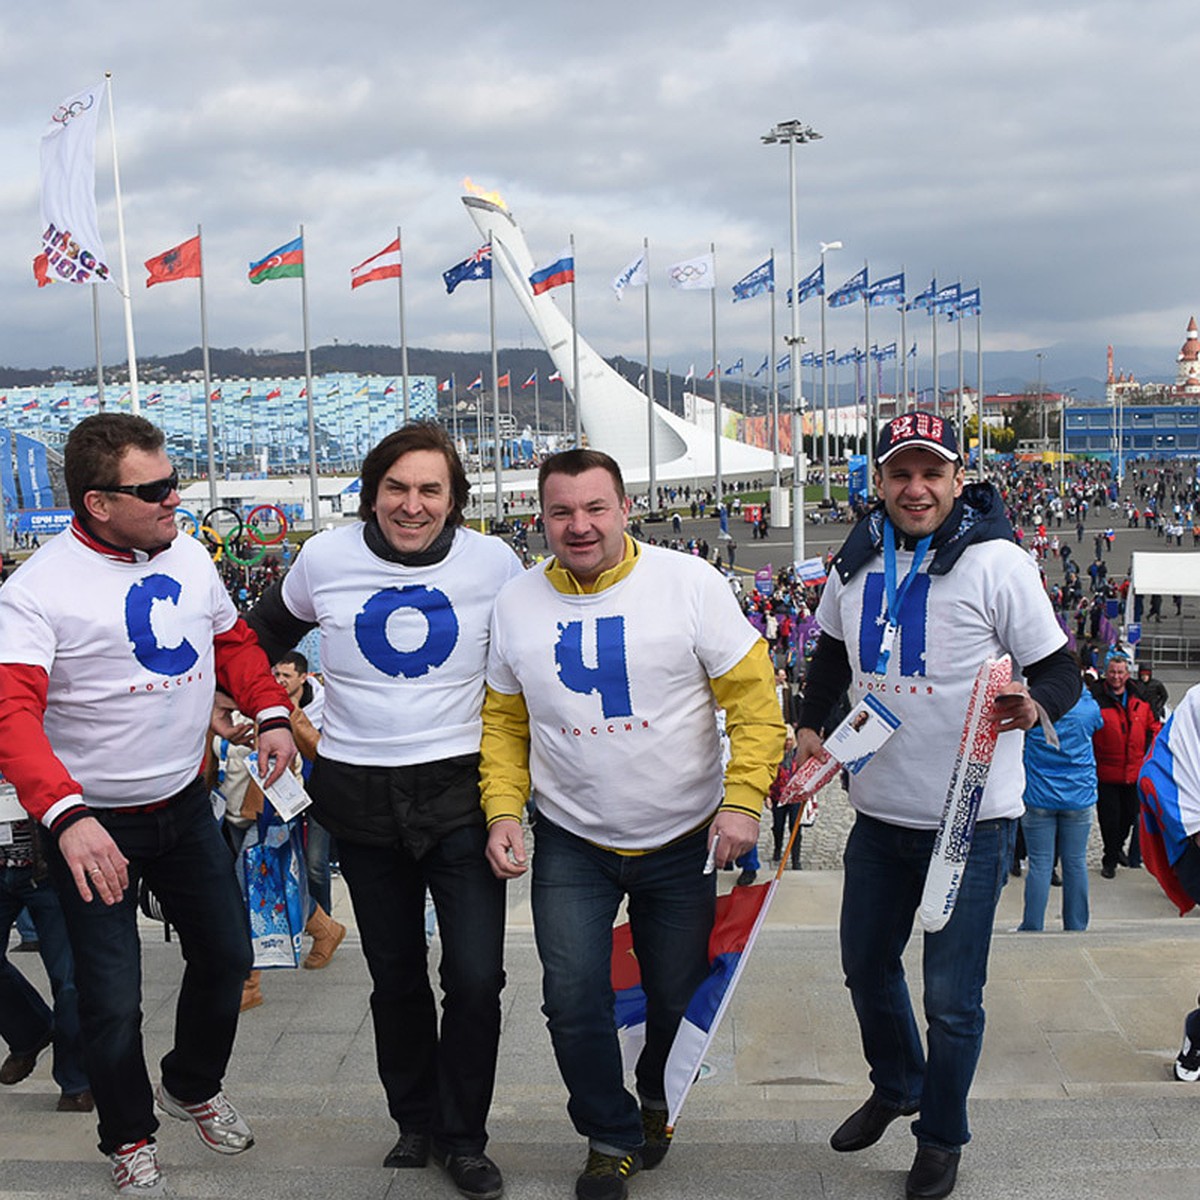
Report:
0,429,16,511
15,434,54,509
13,508,71,536
848,455,870,508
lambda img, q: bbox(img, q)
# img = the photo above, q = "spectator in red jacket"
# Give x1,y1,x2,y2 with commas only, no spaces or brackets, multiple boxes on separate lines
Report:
1090,650,1161,878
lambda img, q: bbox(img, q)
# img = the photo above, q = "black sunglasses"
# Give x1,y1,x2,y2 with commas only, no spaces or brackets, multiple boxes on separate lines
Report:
93,470,180,504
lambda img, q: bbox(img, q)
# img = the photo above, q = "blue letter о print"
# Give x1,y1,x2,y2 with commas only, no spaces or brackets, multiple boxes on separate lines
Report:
354,585,459,678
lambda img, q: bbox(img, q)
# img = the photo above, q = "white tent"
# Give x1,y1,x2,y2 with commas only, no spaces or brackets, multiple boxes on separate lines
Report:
1129,552,1200,598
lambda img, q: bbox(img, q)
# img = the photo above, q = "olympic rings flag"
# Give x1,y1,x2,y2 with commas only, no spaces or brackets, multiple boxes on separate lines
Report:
667,252,716,291
34,82,111,288
176,505,288,567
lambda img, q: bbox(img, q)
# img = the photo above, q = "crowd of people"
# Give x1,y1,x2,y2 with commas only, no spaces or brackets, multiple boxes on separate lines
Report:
6,410,1200,1200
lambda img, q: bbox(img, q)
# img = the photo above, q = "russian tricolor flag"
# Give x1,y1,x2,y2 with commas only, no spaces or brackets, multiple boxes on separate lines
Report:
529,248,574,296
610,880,774,1127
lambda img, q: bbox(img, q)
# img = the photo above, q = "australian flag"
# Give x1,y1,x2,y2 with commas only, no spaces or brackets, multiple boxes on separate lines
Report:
443,243,492,294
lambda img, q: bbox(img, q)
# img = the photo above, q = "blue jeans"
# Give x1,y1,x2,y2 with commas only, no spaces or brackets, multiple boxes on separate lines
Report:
0,863,88,1095
44,779,253,1154
304,814,332,917
1019,806,1093,932
840,813,1015,1152
336,822,505,1155
531,815,714,1155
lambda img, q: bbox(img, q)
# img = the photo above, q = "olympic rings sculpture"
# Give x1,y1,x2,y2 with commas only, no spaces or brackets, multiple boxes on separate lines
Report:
175,504,289,567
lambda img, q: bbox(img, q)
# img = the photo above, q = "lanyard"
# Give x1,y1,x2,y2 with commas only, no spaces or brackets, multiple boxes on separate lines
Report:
875,520,932,675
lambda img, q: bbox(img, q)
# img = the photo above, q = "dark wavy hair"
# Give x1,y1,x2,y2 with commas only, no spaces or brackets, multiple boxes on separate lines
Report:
358,421,470,525
537,448,626,505
64,413,165,514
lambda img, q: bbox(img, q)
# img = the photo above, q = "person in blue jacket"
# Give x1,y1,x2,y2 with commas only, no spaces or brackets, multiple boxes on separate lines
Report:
1017,687,1103,932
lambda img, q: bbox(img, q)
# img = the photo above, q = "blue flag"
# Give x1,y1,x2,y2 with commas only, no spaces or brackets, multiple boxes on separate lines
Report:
443,243,492,294
800,351,816,367
731,258,773,302
751,356,769,378
787,263,824,306
827,266,867,308
776,353,791,373
867,272,905,307
871,342,897,362
723,357,745,375
933,282,961,313
836,349,858,366
957,287,981,317
907,278,936,312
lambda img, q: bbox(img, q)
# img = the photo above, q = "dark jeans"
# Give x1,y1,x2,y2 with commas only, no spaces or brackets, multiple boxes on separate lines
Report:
0,863,88,1094
1097,781,1139,870
772,804,801,865
336,822,505,1155
44,779,253,1154
840,813,1015,1152
531,815,713,1155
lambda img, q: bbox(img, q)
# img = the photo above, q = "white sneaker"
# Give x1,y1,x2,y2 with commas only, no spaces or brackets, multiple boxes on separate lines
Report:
110,1139,164,1195
155,1084,255,1154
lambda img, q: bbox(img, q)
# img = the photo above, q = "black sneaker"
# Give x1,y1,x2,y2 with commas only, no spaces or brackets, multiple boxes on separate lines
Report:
640,1105,672,1169
1176,1030,1200,1082
432,1147,504,1200
383,1131,430,1168
576,1148,641,1200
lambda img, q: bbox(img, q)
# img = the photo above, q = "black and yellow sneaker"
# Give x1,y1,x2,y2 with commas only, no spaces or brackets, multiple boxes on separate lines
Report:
575,1148,642,1200
640,1105,673,1170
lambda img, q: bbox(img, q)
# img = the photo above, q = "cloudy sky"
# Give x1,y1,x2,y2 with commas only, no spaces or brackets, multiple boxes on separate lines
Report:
1,0,1197,385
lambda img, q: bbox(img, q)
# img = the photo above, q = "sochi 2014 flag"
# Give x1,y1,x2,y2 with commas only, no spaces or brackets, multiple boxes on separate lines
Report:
35,81,111,287
351,238,402,289
529,248,574,295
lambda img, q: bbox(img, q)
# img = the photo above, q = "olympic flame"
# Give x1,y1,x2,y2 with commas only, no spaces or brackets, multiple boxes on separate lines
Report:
462,177,508,212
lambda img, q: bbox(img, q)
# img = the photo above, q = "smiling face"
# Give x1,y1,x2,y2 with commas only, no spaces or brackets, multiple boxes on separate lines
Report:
83,446,181,551
542,467,631,584
874,447,964,539
370,448,455,555
1105,658,1130,694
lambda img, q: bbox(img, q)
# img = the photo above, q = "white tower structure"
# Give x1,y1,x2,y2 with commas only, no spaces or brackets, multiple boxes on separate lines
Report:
461,194,779,485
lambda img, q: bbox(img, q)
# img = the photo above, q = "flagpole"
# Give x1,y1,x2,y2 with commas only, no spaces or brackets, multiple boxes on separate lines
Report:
570,233,581,448
955,289,965,461
710,243,722,509
643,237,657,512
533,371,541,445
931,271,940,414
104,73,140,415
489,230,502,525
197,224,217,512
298,224,319,533
397,225,410,424
976,295,985,481
820,256,831,503
900,269,909,411
862,264,874,464
770,253,779,488
92,285,105,411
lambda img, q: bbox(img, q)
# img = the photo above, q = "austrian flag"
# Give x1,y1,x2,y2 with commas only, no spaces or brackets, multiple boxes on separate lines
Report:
351,238,402,289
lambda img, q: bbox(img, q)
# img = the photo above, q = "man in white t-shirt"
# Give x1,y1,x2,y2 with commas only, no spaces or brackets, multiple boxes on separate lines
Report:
0,413,295,1196
795,413,1080,1200
481,450,784,1200
245,422,522,1200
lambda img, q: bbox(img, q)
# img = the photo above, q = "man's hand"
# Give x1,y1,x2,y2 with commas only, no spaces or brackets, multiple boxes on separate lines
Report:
58,817,130,905
794,727,825,765
486,818,528,879
991,684,1038,734
709,810,760,868
211,691,254,745
257,727,298,787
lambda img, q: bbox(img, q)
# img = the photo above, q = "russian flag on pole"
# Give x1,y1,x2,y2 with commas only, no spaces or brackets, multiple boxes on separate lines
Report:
664,882,772,1126
529,248,574,295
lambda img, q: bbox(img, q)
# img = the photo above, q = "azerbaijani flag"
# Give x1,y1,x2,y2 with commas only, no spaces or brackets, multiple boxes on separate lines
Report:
529,248,574,295
249,237,303,284
351,238,402,289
